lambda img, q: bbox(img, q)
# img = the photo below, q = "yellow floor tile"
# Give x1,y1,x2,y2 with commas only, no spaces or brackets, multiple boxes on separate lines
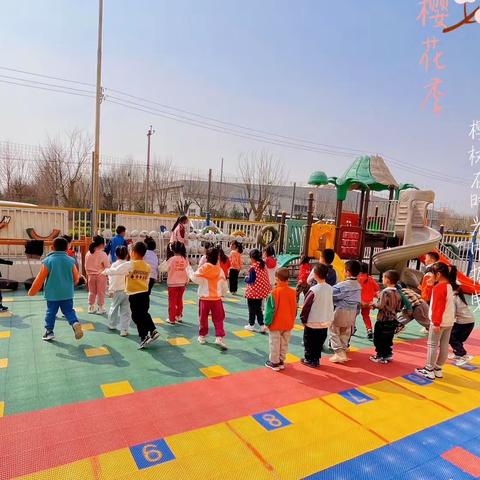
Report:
233,330,255,338
224,298,240,303
75,306,84,313
167,337,191,346
0,401,4,417
392,338,405,344
0,312,12,318
81,323,95,331
84,346,110,357
284,353,299,364
348,346,359,352
2,297,13,302
292,324,304,331
0,331,11,339
153,317,163,324
184,300,196,305
100,380,134,398
199,365,230,378
0,358,8,369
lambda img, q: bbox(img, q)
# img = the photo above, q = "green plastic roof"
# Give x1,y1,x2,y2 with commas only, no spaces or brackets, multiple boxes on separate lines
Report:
335,155,399,201
308,171,329,186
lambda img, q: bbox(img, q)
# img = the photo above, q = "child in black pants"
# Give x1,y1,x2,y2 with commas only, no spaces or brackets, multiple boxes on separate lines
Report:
300,264,334,368
449,286,475,366
104,241,159,349
370,270,402,364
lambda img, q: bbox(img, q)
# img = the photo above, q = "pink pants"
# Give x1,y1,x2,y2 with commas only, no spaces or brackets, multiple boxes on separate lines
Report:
88,274,107,307
168,286,185,322
198,299,225,337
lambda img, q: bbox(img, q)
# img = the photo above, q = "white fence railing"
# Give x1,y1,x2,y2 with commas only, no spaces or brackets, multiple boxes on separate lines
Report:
366,199,398,234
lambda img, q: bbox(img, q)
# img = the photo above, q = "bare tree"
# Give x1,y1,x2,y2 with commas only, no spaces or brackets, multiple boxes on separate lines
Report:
237,150,285,221
150,157,180,213
36,129,92,207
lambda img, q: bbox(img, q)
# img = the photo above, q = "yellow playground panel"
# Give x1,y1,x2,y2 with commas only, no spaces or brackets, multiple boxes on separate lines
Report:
308,223,345,281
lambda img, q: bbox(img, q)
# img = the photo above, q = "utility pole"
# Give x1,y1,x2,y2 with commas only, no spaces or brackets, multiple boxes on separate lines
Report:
206,168,212,226
144,125,155,213
290,182,297,219
91,0,103,235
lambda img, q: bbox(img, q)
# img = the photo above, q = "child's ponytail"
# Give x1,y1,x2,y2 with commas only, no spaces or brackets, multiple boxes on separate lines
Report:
250,248,265,269
449,265,468,305
89,235,105,254
231,240,243,254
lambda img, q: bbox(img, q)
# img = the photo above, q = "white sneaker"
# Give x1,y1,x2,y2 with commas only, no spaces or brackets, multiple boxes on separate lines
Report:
455,355,473,366
339,351,350,362
448,353,456,360
215,337,228,350
244,325,255,331
329,353,344,363
97,307,106,315
88,305,97,314
120,330,128,337
259,325,268,334
415,367,435,380
434,368,443,378
198,336,206,345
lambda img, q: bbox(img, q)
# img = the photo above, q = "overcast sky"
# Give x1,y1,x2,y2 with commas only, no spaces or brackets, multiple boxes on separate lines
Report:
0,0,478,213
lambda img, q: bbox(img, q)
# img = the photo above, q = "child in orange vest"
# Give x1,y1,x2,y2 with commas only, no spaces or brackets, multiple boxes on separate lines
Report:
228,240,243,295
358,263,380,340
264,268,297,371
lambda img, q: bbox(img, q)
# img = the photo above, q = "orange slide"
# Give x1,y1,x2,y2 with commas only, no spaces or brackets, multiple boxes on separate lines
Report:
420,251,480,295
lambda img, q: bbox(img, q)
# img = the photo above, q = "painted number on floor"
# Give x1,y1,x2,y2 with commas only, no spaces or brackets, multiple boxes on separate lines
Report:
129,438,175,470
339,388,373,405
403,373,433,386
253,409,291,431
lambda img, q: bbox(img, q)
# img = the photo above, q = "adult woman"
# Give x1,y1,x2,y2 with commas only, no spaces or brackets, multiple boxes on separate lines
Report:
167,215,189,259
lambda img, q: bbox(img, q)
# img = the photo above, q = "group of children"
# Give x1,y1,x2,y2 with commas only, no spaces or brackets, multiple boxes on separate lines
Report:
27,216,476,378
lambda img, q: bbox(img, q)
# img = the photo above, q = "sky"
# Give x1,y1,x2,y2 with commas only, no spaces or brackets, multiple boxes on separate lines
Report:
0,0,479,213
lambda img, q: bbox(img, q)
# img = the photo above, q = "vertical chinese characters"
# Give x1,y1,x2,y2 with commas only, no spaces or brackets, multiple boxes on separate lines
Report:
469,119,480,311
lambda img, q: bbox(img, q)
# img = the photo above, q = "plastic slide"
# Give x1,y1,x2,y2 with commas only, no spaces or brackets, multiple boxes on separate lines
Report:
277,254,300,268
372,226,442,272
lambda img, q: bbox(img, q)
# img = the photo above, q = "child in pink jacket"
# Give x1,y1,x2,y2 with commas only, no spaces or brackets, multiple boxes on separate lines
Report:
85,235,110,314
160,241,190,324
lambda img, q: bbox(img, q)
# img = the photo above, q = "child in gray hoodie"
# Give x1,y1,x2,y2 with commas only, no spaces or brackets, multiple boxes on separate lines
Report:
329,260,361,363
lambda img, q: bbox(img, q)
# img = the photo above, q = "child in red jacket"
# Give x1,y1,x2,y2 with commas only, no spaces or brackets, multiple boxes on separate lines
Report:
264,268,297,371
296,255,312,303
358,263,380,340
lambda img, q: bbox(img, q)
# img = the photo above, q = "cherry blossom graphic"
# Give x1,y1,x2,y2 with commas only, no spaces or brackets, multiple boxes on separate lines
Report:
444,0,480,33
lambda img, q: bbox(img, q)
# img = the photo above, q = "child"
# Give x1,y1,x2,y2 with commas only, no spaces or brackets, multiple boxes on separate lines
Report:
189,247,228,349
264,245,278,288
198,242,212,268
28,236,83,341
296,255,312,303
218,246,231,280
395,283,430,333
264,268,297,371
449,283,475,366
106,246,131,336
105,225,128,262
85,235,110,314
159,241,190,325
104,241,160,349
358,263,380,340
416,263,456,380
167,215,189,259
300,264,334,368
228,240,243,295
244,249,272,333
369,270,402,363
307,248,337,287
329,260,361,363
420,251,440,303
144,236,159,294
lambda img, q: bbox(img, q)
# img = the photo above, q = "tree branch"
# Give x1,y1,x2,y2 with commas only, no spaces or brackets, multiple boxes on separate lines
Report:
443,6,479,33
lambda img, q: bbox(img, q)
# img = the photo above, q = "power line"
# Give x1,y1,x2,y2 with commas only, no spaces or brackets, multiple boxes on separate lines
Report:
0,65,470,185
0,79,95,99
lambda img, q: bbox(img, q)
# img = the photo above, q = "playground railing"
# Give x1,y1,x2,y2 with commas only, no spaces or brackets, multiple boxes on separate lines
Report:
366,199,398,234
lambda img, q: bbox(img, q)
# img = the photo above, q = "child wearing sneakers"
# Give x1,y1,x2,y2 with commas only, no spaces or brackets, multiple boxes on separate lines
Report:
28,237,83,341
300,264,334,368
106,246,131,336
104,241,160,349
159,241,190,325
329,260,361,363
244,249,272,333
416,263,456,380
369,270,402,364
189,247,228,350
85,235,110,314
449,284,475,366
264,268,297,371
358,263,379,340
